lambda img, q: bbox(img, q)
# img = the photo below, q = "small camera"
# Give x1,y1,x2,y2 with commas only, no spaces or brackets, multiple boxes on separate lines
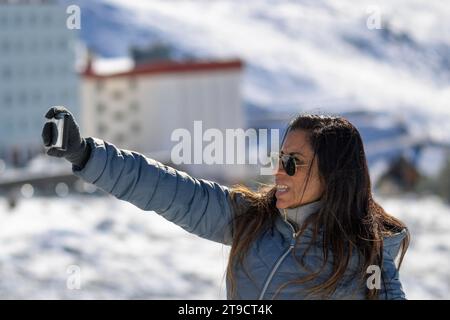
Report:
46,108,69,151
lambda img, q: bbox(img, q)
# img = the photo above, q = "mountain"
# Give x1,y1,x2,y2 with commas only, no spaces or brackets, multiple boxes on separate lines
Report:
61,0,450,143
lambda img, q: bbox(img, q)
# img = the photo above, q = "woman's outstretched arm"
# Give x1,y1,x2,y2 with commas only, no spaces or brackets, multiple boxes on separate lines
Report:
74,137,240,245
42,107,243,245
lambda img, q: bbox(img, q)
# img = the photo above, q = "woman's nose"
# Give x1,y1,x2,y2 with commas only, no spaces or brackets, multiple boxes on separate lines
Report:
274,160,286,176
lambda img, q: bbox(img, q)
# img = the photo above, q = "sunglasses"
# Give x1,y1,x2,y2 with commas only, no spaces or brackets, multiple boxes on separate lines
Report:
270,152,310,176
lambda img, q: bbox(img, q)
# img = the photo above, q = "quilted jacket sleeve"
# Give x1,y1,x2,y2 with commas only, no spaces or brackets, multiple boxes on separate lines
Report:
72,137,245,245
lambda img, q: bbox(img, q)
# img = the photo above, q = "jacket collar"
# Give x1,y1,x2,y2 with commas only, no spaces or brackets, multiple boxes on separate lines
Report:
274,200,323,239
278,199,323,226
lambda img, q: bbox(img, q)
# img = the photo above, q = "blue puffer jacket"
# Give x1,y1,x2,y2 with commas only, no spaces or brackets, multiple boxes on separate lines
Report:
73,138,407,300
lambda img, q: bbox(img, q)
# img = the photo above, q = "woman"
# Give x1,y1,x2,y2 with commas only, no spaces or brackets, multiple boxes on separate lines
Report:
42,107,409,299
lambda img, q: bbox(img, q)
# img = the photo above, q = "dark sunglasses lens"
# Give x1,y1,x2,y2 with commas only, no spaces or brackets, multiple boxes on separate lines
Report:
282,156,296,176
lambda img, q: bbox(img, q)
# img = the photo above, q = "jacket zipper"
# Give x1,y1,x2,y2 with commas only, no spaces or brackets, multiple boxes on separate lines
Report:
258,212,298,300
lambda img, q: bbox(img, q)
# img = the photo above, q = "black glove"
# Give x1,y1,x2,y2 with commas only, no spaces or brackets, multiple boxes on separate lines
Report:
41,106,91,169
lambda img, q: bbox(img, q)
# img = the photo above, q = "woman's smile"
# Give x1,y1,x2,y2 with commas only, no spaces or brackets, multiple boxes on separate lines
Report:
275,181,290,199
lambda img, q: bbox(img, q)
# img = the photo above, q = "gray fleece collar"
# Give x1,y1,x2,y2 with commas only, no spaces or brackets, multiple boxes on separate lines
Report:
278,199,323,227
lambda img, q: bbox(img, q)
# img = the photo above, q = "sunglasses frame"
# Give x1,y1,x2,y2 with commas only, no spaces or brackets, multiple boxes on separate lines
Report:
270,152,310,176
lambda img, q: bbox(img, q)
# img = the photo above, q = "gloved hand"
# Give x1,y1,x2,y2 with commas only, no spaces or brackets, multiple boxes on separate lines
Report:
41,106,91,169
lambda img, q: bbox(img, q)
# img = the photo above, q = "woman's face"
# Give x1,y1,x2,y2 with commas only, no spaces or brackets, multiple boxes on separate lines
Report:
275,130,324,209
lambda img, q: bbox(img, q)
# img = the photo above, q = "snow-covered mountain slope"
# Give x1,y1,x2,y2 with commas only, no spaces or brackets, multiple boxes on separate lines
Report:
64,0,450,142
382,195,450,299
0,196,229,299
0,194,448,299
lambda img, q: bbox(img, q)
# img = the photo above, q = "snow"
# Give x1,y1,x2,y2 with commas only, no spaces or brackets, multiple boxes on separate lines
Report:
380,195,450,299
0,193,448,299
91,57,135,76
0,196,230,299
0,156,71,184
416,147,448,178
5,1,444,299
68,0,450,142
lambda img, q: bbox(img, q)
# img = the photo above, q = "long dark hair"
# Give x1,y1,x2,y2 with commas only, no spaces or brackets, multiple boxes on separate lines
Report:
227,114,409,299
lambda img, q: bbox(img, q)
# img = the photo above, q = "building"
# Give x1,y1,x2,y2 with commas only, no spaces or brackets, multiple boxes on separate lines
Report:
81,58,249,182
0,0,80,166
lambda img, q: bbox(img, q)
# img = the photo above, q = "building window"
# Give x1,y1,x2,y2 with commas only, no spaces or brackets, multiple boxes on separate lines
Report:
114,111,125,122
4,121,12,131
130,122,141,134
3,93,12,106
97,103,106,114
32,91,42,102
1,40,10,53
47,92,55,103
32,65,40,78
0,16,7,28
19,119,27,130
115,133,126,144
112,90,123,100
61,90,70,101
18,92,27,105
129,78,137,90
98,123,108,135
96,80,104,92
29,13,37,27
14,14,22,27
58,39,68,50
17,66,25,79
15,41,24,52
129,102,139,113
44,39,52,51
2,66,12,79
59,65,67,75
30,40,38,53
45,65,54,77
43,13,52,26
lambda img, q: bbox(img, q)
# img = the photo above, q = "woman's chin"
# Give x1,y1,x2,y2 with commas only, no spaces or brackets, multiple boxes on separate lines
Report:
275,199,289,209
276,190,293,208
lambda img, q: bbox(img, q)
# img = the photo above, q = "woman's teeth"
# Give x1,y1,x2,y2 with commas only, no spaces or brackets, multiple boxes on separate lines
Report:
276,185,288,192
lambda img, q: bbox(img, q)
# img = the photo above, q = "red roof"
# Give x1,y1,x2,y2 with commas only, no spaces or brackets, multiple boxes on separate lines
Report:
83,59,244,79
